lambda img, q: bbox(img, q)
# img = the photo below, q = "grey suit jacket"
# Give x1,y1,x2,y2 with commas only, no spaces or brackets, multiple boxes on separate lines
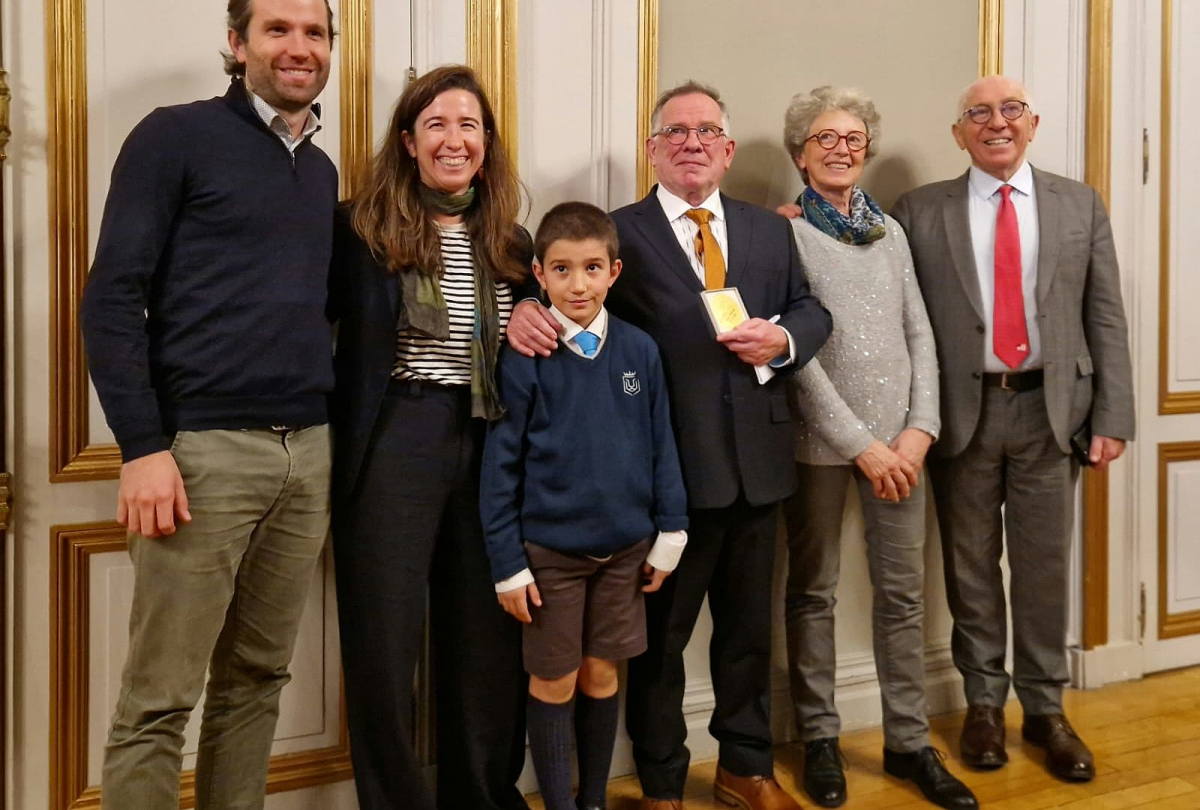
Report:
892,166,1134,458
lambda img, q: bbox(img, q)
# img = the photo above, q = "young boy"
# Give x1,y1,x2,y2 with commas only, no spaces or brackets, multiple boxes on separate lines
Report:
480,202,689,810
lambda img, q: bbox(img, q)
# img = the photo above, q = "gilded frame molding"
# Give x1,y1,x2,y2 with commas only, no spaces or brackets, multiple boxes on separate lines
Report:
635,0,1005,199
49,523,352,809
341,0,374,199
635,0,658,199
47,0,375,482
1156,442,1200,640
1080,0,1113,651
47,0,119,482
467,0,519,168
979,0,1004,76
1157,0,1200,415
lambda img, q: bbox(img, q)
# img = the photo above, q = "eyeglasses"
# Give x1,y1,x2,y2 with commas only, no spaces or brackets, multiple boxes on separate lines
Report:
805,129,870,152
657,125,726,145
960,100,1031,124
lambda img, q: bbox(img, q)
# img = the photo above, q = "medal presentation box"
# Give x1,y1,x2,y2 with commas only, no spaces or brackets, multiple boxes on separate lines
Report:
700,288,774,384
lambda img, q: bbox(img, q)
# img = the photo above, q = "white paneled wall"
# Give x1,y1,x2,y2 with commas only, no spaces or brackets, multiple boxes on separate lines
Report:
517,0,639,229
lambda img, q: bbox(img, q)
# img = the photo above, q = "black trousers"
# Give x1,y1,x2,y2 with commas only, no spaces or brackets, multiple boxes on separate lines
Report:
334,382,529,810
625,496,779,799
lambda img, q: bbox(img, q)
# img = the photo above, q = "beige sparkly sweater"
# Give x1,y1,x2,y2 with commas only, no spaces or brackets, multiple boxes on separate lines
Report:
788,214,940,465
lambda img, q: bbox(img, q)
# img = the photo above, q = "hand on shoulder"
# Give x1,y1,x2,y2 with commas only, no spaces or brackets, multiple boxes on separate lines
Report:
506,300,561,358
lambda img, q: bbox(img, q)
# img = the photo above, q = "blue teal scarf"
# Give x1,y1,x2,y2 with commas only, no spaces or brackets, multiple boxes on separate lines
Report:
798,185,886,245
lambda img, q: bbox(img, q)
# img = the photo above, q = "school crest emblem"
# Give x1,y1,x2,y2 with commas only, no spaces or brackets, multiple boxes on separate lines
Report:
622,371,641,396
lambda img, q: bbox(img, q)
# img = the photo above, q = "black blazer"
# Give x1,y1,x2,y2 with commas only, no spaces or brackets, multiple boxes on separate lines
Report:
328,205,534,515
608,190,831,509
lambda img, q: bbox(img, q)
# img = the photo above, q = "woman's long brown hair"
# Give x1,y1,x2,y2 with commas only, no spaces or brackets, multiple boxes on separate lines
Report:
350,65,528,284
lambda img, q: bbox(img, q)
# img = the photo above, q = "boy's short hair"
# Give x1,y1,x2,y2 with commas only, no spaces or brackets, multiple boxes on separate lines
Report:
534,202,620,264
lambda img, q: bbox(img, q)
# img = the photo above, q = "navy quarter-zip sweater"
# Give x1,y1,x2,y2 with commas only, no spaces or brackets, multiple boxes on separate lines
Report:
479,315,689,583
81,80,339,462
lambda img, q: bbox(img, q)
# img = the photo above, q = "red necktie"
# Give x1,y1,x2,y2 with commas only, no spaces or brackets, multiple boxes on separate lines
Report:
993,185,1029,369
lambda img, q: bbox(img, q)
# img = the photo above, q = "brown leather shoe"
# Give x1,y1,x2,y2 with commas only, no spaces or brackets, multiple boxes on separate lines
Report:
639,799,684,810
714,766,802,810
960,704,1008,770
1022,713,1095,782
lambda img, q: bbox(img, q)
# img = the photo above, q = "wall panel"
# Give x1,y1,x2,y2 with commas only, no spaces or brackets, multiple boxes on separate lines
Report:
1159,0,1200,413
50,523,349,809
517,0,639,227
1158,444,1200,640
656,0,978,212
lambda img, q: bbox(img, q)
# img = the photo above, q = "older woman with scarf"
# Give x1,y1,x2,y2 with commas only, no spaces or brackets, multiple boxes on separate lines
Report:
777,86,976,810
329,65,532,810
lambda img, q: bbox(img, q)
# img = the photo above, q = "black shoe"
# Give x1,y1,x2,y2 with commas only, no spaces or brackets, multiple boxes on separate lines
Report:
883,747,978,809
802,737,847,808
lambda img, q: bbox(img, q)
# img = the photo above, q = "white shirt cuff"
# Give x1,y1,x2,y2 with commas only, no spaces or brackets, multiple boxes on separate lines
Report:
767,315,796,368
645,530,688,573
495,567,535,593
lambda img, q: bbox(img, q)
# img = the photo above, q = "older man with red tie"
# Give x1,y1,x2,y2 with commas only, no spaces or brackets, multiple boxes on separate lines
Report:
892,75,1135,784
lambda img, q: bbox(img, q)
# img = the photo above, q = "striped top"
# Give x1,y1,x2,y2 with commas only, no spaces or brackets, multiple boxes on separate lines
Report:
392,222,514,385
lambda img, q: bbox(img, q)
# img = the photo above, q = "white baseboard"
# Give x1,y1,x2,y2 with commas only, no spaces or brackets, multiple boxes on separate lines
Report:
1069,640,1144,689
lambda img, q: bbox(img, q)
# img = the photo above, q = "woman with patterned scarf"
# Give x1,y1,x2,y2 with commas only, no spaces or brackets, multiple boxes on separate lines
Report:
775,86,976,810
329,65,533,810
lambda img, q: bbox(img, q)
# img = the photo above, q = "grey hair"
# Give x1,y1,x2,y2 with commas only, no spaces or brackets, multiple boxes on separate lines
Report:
650,80,732,138
953,76,1037,123
783,86,880,184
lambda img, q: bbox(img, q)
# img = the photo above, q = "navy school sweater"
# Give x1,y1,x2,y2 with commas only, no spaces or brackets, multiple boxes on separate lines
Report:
479,314,689,583
80,80,339,462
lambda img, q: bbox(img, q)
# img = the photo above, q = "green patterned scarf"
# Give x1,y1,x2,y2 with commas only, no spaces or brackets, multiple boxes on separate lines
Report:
398,185,505,420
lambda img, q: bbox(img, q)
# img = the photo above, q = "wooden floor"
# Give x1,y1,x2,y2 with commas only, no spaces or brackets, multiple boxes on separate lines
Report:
526,667,1200,809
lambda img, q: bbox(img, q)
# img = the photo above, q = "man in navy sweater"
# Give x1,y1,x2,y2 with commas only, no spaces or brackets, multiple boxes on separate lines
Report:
78,1,337,807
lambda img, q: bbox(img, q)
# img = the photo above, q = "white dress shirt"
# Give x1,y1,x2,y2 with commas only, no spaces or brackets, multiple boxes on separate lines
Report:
656,184,729,284
967,161,1043,372
494,304,688,593
247,88,321,153
551,304,609,358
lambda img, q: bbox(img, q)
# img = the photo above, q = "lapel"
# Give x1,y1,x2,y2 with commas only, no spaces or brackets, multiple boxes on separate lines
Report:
721,193,752,287
942,170,986,321
1032,167,1061,306
629,188,705,293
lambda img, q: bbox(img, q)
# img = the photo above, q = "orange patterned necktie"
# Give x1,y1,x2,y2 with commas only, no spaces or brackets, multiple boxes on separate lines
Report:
685,208,727,290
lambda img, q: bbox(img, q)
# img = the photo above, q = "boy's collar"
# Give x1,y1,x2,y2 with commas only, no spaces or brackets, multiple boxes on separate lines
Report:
548,305,607,341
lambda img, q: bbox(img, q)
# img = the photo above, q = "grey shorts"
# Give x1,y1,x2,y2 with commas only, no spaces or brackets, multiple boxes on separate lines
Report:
522,538,651,679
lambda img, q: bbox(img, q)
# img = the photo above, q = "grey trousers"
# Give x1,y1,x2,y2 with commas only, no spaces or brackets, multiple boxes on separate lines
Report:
928,386,1077,715
103,427,331,810
782,462,930,752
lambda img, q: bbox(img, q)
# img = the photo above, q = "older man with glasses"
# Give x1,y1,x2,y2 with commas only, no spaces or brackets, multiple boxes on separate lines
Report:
892,75,1134,784
509,80,831,810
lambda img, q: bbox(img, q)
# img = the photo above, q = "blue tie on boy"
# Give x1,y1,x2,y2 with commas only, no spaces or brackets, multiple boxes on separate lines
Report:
574,329,600,357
